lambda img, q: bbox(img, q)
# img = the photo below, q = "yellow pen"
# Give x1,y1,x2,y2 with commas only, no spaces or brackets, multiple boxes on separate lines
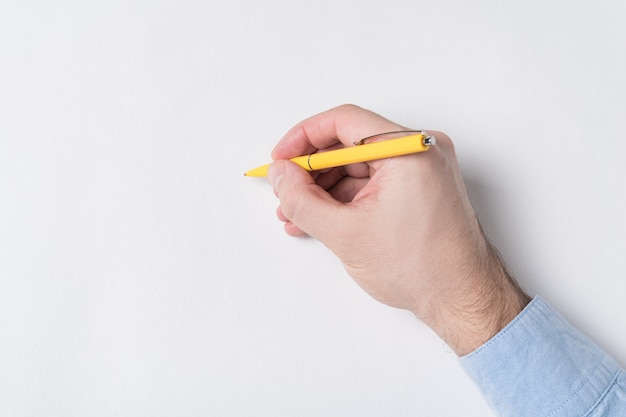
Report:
244,132,436,177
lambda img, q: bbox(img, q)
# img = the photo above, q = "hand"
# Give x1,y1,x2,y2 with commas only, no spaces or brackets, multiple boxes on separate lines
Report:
268,105,530,355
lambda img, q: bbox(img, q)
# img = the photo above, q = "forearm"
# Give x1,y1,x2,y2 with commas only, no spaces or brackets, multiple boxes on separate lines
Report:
415,236,531,356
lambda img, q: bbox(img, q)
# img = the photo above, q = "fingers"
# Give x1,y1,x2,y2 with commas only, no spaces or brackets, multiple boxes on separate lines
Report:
271,104,408,160
326,176,370,203
314,163,370,192
274,162,369,236
268,160,352,242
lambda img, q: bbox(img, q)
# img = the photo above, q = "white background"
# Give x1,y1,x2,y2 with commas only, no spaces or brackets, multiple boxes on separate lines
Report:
1,1,625,416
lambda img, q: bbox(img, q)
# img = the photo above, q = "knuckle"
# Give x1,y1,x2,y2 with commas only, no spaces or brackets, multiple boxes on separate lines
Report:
331,103,364,115
280,185,310,223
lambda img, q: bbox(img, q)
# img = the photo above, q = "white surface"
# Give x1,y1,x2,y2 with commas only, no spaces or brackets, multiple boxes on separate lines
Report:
1,1,625,416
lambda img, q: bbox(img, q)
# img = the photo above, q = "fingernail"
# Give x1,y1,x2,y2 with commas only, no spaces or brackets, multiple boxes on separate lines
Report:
267,162,285,191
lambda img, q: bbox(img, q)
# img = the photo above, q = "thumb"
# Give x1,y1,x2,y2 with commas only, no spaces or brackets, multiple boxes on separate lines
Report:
268,160,347,241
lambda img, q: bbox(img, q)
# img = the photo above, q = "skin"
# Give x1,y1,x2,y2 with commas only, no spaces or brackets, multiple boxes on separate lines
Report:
267,104,530,356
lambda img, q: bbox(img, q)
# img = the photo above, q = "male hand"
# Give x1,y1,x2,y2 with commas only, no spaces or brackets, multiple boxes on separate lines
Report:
268,105,529,356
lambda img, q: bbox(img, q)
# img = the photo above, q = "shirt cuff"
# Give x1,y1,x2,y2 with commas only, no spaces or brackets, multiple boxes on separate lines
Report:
459,296,621,417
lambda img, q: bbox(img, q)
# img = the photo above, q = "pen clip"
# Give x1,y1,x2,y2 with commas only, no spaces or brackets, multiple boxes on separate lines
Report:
353,130,436,146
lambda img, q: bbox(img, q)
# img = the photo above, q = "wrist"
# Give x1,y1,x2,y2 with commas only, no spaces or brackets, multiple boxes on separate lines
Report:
415,245,530,356
437,279,530,356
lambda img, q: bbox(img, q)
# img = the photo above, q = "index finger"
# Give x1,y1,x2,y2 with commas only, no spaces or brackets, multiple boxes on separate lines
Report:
271,104,408,160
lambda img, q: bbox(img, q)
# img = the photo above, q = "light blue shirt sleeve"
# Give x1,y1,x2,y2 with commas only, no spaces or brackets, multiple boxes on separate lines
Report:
460,296,626,417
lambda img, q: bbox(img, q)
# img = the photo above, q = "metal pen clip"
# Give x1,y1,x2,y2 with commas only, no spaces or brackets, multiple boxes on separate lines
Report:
353,130,436,147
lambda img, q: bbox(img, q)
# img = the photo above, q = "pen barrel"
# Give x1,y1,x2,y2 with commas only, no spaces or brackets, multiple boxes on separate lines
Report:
243,133,429,177
305,133,428,171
